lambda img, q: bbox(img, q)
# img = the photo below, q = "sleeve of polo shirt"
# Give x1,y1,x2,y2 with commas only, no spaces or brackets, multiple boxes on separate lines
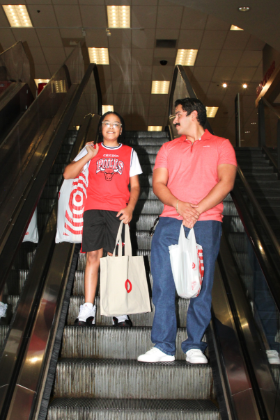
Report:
153,143,168,170
217,139,237,167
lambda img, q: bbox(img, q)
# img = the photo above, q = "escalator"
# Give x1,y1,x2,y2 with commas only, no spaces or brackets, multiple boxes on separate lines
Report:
1,61,280,420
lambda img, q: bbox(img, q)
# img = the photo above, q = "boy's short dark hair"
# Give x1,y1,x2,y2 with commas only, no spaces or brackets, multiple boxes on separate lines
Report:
174,97,207,128
97,111,126,143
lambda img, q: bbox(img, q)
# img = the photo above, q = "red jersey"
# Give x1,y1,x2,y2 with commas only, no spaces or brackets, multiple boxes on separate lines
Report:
84,143,132,212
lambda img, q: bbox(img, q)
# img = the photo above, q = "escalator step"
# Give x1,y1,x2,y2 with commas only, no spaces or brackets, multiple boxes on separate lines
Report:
67,296,189,328
61,326,206,360
128,138,168,146
134,200,163,214
127,131,169,139
48,398,219,420
54,359,213,399
0,326,9,348
223,216,245,233
135,146,163,155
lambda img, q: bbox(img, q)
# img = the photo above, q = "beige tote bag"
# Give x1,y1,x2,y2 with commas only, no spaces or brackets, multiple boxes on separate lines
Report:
100,222,151,316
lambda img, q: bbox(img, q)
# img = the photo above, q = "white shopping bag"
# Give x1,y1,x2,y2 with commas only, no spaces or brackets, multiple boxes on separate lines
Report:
23,208,39,243
169,225,204,299
55,147,89,243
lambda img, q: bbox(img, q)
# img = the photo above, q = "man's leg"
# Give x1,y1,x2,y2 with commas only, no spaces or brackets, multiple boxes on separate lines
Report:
181,221,222,354
151,217,181,355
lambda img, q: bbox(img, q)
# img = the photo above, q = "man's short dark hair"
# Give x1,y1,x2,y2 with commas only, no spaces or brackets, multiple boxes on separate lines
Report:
174,98,207,128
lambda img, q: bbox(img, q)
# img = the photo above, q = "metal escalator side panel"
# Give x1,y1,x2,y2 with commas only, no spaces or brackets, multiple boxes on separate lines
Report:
218,231,280,420
211,262,261,420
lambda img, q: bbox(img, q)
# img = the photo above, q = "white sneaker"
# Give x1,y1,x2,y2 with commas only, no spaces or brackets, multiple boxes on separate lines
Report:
186,349,208,364
75,303,96,326
0,302,7,319
266,350,280,364
137,347,175,363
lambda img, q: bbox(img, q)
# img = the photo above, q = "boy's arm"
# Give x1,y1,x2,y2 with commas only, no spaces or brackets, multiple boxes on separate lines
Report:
63,143,99,179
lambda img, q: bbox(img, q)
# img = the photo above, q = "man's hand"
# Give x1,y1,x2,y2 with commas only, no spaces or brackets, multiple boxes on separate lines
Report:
85,142,99,159
177,201,200,229
116,205,133,224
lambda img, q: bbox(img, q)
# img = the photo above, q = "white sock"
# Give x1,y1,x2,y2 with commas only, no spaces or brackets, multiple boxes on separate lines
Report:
84,302,93,309
114,315,128,323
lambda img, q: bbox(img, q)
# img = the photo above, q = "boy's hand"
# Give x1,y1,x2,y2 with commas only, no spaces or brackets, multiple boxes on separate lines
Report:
117,206,133,224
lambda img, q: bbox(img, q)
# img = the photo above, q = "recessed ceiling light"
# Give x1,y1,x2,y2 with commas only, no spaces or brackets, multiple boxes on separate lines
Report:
206,107,219,118
230,25,243,31
242,83,248,88
3,5,32,27
238,6,250,12
102,105,114,114
175,49,198,66
148,126,162,131
76,126,80,130
151,81,170,94
34,79,50,87
107,5,130,28
222,83,228,88
88,48,109,65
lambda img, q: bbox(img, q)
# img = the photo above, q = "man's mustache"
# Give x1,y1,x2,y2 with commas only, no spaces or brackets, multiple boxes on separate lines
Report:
174,123,180,127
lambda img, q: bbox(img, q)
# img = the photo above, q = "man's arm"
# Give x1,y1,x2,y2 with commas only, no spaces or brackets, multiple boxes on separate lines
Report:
116,175,140,224
153,167,200,221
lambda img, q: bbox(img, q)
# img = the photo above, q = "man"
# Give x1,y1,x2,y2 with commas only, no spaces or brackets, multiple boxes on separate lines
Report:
138,97,237,364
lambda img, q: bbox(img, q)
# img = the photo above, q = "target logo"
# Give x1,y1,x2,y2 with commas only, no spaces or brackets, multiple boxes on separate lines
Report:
192,262,195,269
64,170,88,236
125,279,132,293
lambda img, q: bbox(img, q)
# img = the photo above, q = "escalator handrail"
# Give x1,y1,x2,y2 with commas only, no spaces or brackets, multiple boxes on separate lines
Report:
0,63,102,298
236,165,280,258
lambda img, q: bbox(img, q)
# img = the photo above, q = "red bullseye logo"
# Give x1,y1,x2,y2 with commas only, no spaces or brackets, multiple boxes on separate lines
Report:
125,279,132,293
192,263,195,269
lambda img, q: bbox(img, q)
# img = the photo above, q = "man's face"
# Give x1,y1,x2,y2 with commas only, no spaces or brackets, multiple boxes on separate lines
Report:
173,104,194,136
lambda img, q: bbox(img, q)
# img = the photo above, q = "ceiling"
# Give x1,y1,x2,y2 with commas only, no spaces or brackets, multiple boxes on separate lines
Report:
0,0,274,146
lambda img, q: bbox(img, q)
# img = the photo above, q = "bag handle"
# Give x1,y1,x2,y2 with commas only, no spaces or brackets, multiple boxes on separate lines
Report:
112,221,132,257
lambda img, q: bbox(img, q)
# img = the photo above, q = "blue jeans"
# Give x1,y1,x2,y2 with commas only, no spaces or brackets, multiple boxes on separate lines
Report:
151,217,222,355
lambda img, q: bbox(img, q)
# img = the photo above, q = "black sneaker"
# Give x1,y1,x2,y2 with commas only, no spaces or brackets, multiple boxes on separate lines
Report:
113,316,132,327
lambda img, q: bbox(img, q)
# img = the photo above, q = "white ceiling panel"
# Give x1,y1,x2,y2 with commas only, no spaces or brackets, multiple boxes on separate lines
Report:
154,48,176,59
204,93,224,106
157,6,184,29
180,7,208,30
156,29,179,40
102,93,114,104
80,6,106,28
132,0,157,5
52,0,78,4
54,5,82,27
149,105,167,116
245,35,265,51
48,64,60,75
12,28,40,47
112,80,132,94
131,93,150,106
109,29,131,48
132,48,153,66
223,31,251,50
99,78,113,94
114,93,132,104
132,80,151,94
85,29,108,47
109,48,131,67
64,47,75,57
195,50,221,67
60,28,82,38
193,66,215,82
0,0,26,4
148,115,165,126
26,0,52,4
34,63,51,78
131,65,152,80
111,64,132,80
78,0,104,4
131,6,157,29
132,28,155,49
251,63,262,82
207,83,227,97
28,5,58,27
216,50,243,67
178,30,203,49
205,15,229,31
43,46,66,64
149,94,168,107
105,0,130,4
241,95,258,108
200,31,228,50
231,67,257,82
0,29,16,50
212,66,236,82
152,65,173,80
28,46,46,65
238,50,262,67
36,28,63,47
0,6,9,26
